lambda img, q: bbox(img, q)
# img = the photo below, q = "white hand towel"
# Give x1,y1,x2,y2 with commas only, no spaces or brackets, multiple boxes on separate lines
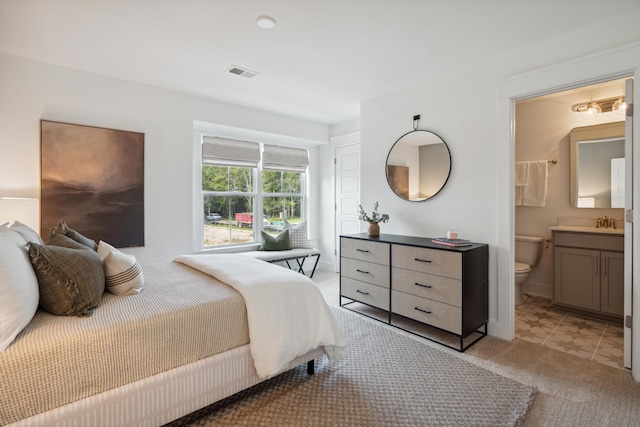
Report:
515,162,529,186
515,161,529,206
521,161,548,207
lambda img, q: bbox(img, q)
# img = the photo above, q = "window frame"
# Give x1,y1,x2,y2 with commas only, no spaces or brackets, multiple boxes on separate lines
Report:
261,170,306,235
196,134,308,252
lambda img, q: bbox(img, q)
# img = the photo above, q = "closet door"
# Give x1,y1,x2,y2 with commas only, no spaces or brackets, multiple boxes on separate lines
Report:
335,143,361,272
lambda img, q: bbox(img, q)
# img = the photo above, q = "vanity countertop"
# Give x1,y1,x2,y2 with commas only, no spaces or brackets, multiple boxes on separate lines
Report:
548,225,624,235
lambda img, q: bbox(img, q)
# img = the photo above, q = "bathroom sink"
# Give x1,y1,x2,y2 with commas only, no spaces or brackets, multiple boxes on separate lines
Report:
548,225,624,235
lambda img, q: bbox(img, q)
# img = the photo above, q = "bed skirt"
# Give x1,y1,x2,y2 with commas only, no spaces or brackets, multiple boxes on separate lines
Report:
8,344,325,427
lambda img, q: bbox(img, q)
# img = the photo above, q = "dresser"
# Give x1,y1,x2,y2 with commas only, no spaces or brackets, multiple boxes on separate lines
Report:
340,233,488,351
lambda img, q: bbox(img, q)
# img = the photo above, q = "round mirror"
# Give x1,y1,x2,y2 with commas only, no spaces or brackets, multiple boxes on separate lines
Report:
385,130,451,201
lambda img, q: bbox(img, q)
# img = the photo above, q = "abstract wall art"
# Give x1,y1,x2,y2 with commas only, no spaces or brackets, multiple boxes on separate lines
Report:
40,120,145,247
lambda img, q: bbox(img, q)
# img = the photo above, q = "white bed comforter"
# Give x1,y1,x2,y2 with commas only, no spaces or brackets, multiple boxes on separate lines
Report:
174,254,347,378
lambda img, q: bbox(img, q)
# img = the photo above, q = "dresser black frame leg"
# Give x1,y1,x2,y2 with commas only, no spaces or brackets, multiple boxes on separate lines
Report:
307,359,315,375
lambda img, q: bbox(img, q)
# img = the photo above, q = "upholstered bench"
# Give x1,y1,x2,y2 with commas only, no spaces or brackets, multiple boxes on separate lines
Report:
241,248,321,278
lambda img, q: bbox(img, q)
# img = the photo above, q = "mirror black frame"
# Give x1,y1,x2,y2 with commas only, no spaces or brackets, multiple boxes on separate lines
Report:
385,129,452,202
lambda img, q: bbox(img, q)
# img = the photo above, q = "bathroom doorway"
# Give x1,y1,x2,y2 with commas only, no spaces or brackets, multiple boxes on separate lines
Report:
514,78,630,369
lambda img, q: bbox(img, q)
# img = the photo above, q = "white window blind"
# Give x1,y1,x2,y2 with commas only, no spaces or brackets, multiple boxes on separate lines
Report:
262,145,309,172
202,136,260,167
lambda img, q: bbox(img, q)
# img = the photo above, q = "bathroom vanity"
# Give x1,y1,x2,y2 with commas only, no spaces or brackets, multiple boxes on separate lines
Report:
339,233,488,351
550,226,624,320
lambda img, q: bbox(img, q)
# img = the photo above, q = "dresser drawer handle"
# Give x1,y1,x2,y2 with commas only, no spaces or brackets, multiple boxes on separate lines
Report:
415,283,432,289
356,249,370,253
356,290,370,295
356,269,369,274
414,307,432,314
414,258,432,263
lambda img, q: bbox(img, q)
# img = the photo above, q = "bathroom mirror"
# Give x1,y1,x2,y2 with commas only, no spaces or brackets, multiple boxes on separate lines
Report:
386,130,451,201
569,121,625,208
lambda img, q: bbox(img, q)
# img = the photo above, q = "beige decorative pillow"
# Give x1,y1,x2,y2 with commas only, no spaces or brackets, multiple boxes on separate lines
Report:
49,221,97,251
28,243,104,316
97,240,144,295
282,219,313,249
0,227,39,351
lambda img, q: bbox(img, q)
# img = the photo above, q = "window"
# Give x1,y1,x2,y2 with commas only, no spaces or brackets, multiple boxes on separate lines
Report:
201,137,308,248
261,144,307,235
262,170,304,235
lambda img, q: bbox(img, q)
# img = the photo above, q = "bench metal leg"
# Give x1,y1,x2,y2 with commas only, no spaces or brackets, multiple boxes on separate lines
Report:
308,254,320,278
268,253,321,278
294,254,320,277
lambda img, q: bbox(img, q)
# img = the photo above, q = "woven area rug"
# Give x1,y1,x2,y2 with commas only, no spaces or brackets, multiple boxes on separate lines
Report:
167,307,536,426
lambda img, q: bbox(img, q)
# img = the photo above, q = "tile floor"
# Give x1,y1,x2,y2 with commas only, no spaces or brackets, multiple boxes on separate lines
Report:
515,295,625,369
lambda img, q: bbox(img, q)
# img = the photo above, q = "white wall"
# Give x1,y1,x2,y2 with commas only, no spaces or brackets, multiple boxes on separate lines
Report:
0,53,329,264
360,68,500,321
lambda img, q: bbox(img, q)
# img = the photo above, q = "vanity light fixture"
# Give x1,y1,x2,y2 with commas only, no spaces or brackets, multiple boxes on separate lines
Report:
571,96,625,118
573,101,601,119
612,97,627,115
256,15,277,29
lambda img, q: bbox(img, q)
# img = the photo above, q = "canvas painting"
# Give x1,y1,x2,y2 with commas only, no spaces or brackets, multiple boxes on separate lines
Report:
40,120,145,247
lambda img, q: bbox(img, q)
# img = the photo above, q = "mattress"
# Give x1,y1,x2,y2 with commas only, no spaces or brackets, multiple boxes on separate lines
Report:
0,261,250,425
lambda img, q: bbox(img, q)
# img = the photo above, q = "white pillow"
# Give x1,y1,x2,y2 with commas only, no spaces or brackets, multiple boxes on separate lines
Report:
97,241,144,295
282,219,313,249
10,221,44,245
0,227,40,351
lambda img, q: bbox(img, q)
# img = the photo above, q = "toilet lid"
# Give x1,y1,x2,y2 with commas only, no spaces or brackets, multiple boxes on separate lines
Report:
515,262,531,273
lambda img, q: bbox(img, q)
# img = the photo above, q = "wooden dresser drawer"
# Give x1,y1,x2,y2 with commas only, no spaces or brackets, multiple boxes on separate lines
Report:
341,257,390,288
342,277,389,310
392,267,461,307
392,290,461,334
392,244,461,279
341,237,390,266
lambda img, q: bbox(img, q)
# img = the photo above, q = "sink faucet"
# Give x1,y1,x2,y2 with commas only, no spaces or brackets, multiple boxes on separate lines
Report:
591,216,609,228
590,216,623,229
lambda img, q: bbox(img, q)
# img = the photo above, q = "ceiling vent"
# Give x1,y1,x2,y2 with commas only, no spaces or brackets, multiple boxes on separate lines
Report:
226,65,260,79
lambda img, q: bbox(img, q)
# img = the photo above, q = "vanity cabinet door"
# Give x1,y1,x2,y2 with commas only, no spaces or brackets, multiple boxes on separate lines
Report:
601,251,624,316
553,246,600,311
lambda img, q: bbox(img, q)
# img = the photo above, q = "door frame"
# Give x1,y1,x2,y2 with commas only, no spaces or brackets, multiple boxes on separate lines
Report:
496,41,640,380
329,132,360,272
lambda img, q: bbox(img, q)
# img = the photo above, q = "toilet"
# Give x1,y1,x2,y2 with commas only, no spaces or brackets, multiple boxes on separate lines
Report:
514,235,544,305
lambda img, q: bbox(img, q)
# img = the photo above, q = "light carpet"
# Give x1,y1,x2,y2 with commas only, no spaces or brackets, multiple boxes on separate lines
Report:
167,307,535,426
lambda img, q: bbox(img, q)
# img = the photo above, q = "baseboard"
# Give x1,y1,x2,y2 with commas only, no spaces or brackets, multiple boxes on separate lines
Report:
523,281,552,300
317,259,335,272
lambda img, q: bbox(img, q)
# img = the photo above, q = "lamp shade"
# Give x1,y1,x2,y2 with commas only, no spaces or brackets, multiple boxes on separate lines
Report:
0,197,39,232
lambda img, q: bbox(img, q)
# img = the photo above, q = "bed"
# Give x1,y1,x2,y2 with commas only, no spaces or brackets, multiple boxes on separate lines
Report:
0,223,346,427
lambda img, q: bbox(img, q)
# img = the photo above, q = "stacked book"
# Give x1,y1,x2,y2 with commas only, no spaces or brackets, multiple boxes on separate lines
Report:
431,237,472,247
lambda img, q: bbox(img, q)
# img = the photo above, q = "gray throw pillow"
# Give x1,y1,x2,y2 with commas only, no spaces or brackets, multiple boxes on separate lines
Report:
47,233,91,250
259,230,291,251
49,221,98,251
28,243,105,316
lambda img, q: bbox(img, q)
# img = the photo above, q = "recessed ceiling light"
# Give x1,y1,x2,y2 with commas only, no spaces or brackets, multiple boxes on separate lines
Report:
256,15,276,29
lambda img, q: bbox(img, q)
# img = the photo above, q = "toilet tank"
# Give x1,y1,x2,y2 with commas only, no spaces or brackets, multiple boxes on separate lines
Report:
515,235,544,266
